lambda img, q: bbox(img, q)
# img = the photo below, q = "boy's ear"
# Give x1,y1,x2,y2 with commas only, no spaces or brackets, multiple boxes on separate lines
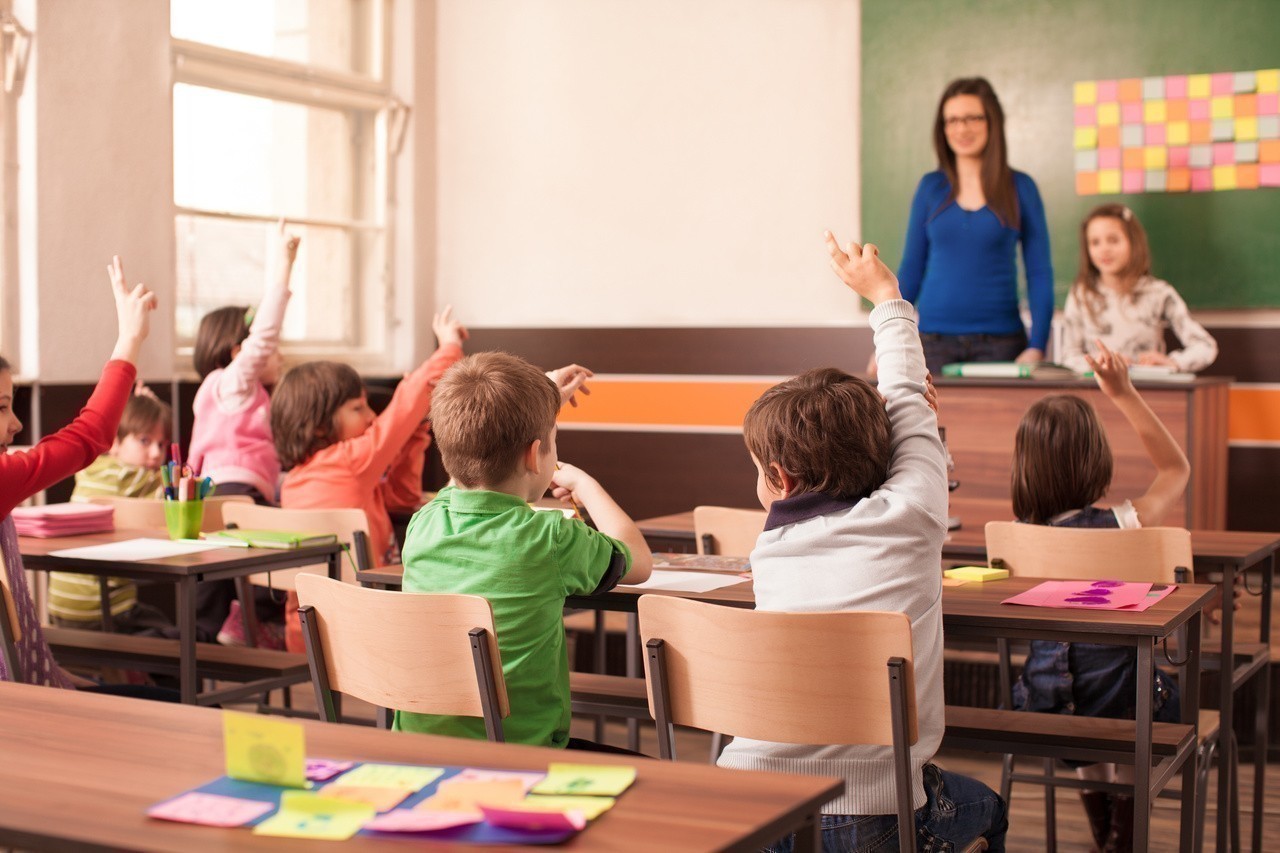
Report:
769,462,796,499
523,438,544,475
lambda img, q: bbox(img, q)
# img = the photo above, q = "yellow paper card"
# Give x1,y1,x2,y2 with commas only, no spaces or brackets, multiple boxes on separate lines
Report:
330,763,444,791
531,764,637,797
1073,81,1097,105
1143,99,1166,123
319,785,413,813
1144,146,1167,170
1257,69,1280,93
418,779,528,816
1211,96,1234,119
1073,127,1098,150
944,566,1010,582
1236,117,1259,141
222,711,306,789
1188,74,1211,99
1096,102,1120,126
1167,121,1190,146
1213,164,1238,190
523,795,616,820
252,791,374,841
1098,169,1122,194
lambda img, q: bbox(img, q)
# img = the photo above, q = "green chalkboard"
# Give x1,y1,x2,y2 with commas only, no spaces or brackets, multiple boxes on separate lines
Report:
861,0,1280,308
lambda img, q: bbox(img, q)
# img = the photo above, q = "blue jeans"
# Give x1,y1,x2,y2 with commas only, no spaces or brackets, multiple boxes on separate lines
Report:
764,764,1008,852
920,331,1027,376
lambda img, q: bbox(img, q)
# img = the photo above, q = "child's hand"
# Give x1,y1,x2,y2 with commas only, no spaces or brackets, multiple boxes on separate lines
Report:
1083,338,1134,399
432,305,469,349
924,371,939,416
277,218,301,266
550,461,595,502
547,364,594,407
108,256,158,363
133,380,160,401
1136,351,1176,367
824,230,901,305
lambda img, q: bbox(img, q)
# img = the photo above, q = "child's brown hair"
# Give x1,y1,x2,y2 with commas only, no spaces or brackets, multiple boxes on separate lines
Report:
1011,394,1113,524
431,352,560,487
270,361,366,470
193,305,252,379
743,368,891,501
117,394,172,442
1073,203,1152,318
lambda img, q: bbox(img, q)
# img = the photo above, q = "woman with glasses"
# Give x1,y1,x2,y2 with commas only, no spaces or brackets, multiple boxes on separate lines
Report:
894,77,1054,375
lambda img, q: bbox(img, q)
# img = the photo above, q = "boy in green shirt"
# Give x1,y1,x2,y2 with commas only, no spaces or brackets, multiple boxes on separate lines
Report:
396,352,652,747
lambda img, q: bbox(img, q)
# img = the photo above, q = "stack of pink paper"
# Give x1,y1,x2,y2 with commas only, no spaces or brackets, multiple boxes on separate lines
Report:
11,503,114,537
1002,580,1177,612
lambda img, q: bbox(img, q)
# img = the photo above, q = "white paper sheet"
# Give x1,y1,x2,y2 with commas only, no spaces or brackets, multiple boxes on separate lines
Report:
48,537,231,561
620,569,748,593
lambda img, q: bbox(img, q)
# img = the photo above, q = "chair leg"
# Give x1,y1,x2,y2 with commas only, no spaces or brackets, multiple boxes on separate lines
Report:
1229,733,1241,853
1042,759,1057,853
999,753,1014,804
709,732,725,763
1195,738,1219,853
1253,657,1270,853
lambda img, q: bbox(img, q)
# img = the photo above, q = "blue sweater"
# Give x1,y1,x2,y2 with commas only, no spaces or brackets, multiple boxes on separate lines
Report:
897,170,1054,352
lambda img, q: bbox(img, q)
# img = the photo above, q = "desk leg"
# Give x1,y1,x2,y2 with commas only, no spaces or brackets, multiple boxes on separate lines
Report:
1181,611,1202,853
793,811,820,853
1135,640,1153,853
1218,562,1236,853
626,613,640,752
1253,554,1274,853
176,576,197,704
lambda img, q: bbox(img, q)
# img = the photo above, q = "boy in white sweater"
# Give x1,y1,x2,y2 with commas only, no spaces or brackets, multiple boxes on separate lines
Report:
716,233,1007,852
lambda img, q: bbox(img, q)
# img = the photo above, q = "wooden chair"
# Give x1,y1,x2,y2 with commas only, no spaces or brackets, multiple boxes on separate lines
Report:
294,573,509,738
639,594,992,853
984,521,1220,852
693,505,766,556
86,494,252,533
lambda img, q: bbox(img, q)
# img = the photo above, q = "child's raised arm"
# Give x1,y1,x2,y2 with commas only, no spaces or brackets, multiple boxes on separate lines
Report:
546,364,593,408
218,220,299,400
1086,339,1189,525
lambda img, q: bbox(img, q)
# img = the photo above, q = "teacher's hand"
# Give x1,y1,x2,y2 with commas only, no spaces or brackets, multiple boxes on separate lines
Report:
1014,348,1044,365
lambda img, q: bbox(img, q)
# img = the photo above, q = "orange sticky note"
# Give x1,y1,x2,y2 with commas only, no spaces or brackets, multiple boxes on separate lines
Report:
418,779,528,816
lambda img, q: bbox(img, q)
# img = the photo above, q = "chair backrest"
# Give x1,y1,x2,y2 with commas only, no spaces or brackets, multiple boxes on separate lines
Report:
638,594,917,746
220,503,371,587
984,521,1192,584
295,574,509,738
692,506,766,556
86,494,252,534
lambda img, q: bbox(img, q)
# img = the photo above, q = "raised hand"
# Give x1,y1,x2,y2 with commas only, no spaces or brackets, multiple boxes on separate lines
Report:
824,230,901,305
108,255,158,365
546,364,594,407
278,219,301,266
1084,338,1134,399
432,305,469,349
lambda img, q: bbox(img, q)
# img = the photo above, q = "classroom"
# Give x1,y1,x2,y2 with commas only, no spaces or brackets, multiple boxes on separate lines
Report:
1,0,1278,850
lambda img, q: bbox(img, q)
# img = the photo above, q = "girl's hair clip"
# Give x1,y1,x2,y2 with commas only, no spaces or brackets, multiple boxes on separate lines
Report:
244,307,256,327
1121,206,1133,221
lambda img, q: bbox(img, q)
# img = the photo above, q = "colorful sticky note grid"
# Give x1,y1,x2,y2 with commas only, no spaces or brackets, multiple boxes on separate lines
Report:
252,791,375,841
1075,67,1280,195
146,791,275,828
222,711,307,789
530,764,638,797
330,763,444,791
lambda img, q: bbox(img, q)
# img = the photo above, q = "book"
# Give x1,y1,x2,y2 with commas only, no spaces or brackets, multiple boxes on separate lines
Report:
12,502,115,537
204,529,338,550
941,362,1078,380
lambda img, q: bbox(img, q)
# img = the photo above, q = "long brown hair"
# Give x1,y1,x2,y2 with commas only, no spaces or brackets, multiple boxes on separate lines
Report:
194,305,251,379
270,361,366,470
932,77,1019,229
1011,395,1113,524
1072,203,1152,319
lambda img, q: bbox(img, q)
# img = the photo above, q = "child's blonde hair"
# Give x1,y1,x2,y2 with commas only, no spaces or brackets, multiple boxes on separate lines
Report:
270,361,365,470
1011,395,1113,524
1073,203,1152,319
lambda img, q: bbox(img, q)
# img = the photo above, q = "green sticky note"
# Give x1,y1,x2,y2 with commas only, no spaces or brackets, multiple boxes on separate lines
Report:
252,791,375,841
523,794,617,820
330,763,445,791
222,711,306,789
530,763,637,797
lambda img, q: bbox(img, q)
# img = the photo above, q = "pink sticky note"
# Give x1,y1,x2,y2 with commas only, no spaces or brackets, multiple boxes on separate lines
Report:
147,792,275,828
306,759,357,782
1145,124,1166,145
480,805,587,833
1122,102,1143,123
1097,80,1118,101
1098,148,1122,169
1165,75,1188,99
1189,100,1211,121
1168,146,1190,167
1075,105,1096,127
450,769,547,794
1259,93,1279,115
1191,169,1213,191
364,809,483,833
1261,164,1280,186
1122,170,1144,193
1212,73,1234,95
1214,142,1236,165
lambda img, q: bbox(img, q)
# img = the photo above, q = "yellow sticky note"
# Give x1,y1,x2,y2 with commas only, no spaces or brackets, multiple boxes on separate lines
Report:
1096,102,1120,126
1188,74,1211,99
944,566,1010,582
1211,96,1234,119
522,795,616,820
331,763,444,791
1258,69,1280,93
222,711,306,789
1167,121,1190,146
1144,146,1167,169
1213,164,1238,190
1143,99,1166,123
1074,81,1097,105
531,764,637,797
1098,169,1122,194
1074,127,1098,150
418,779,527,816
252,791,374,841
1236,116,1259,141
319,785,412,813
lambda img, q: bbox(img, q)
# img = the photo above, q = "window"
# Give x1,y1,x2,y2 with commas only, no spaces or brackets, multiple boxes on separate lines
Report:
171,0,397,358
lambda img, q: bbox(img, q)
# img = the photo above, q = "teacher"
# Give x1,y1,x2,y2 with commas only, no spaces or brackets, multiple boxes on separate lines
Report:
898,77,1054,375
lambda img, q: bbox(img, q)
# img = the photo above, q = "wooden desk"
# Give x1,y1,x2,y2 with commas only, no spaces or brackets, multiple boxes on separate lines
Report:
0,681,842,852
19,529,344,704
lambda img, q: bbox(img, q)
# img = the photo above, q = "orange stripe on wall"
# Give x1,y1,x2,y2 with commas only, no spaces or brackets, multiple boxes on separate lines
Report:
559,378,1280,444
556,379,775,429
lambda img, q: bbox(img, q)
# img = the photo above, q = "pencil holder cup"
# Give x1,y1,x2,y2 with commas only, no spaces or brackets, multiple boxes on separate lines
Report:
164,500,204,540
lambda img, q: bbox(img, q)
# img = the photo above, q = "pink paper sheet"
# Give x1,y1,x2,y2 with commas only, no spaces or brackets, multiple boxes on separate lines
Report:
1001,581,1169,610
363,809,482,833
146,791,274,827
480,805,586,832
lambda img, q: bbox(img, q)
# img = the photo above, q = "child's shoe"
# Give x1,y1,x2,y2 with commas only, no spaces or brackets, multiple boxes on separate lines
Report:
216,601,247,646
